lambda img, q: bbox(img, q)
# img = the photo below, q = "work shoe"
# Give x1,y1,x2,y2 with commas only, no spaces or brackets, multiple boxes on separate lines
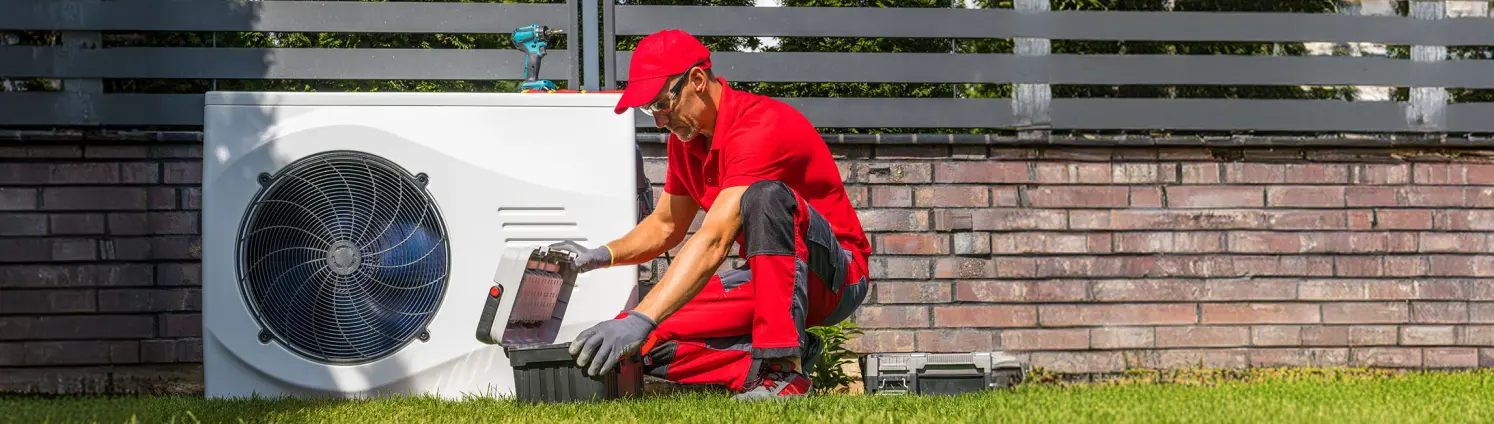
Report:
733,359,812,401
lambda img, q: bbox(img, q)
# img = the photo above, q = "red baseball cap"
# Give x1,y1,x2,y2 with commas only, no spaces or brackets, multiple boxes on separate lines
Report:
613,29,713,114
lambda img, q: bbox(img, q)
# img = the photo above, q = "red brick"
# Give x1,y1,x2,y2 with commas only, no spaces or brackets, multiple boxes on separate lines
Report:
1202,303,1320,324
1401,326,1456,345
952,232,990,255
1434,210,1494,230
1425,347,1479,368
855,306,929,328
0,289,97,314
1300,325,1349,345
1426,255,1494,277
1250,348,1349,368
1413,163,1494,185
876,233,949,255
1090,327,1154,349
848,330,915,353
152,145,203,159
1384,256,1431,277
1224,163,1285,183
1251,325,1302,346
155,263,200,287
1474,303,1494,323
915,330,995,352
1321,302,1408,324
1001,329,1089,351
870,258,931,279
119,162,159,184
1286,164,1350,184
1034,163,1110,184
1025,186,1130,208
994,258,1038,278
869,186,911,207
1156,326,1250,348
932,305,1037,328
1298,279,1414,301
1417,187,1476,207
1417,280,1469,299
935,162,1030,183
856,209,929,232
1029,351,1125,373
0,188,36,211
1181,163,1222,183
971,209,1066,230
954,280,1088,303
1156,349,1250,369
1114,163,1176,184
1118,233,1223,254
1166,186,1263,208
1461,326,1494,345
1267,186,1345,207
1130,187,1163,207
992,187,1019,207
1412,302,1467,323
48,163,119,184
1039,304,1197,327
846,186,868,208
1351,347,1422,367
913,186,988,207
933,258,996,279
1204,279,1298,300
1092,279,1201,302
1349,326,1399,345
1345,187,1397,207
993,232,1097,255
1353,164,1410,184
874,282,951,304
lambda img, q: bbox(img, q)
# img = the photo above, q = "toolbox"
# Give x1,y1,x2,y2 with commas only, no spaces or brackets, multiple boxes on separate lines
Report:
860,352,1027,396
507,342,645,403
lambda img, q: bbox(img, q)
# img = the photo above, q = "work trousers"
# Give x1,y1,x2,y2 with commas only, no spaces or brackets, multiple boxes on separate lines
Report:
630,180,869,391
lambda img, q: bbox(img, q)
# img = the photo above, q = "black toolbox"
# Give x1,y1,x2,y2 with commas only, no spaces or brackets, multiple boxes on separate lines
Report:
506,342,644,403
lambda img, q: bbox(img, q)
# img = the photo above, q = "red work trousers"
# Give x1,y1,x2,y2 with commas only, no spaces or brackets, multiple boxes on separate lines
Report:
629,180,868,391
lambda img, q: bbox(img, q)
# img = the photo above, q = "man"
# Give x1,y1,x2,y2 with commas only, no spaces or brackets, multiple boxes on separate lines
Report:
553,29,870,401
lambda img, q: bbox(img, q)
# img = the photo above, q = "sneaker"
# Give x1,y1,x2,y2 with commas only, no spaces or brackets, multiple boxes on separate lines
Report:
732,359,812,401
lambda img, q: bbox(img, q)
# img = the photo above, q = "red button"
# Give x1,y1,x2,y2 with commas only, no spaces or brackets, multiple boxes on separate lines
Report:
489,286,501,297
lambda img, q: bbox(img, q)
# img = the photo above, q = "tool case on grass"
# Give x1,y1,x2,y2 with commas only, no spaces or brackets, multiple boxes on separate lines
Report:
507,342,644,403
860,351,1027,395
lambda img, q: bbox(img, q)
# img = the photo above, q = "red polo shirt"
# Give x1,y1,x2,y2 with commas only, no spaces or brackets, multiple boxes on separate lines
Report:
663,78,871,262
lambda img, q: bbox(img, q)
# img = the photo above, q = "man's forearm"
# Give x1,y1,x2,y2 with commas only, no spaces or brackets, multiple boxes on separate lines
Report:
631,230,732,323
601,217,682,267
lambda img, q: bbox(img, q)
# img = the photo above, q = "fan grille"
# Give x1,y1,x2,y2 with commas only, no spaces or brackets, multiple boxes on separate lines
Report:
237,150,449,364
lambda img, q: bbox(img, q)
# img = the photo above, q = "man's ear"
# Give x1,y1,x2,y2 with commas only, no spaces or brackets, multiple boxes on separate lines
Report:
689,68,709,92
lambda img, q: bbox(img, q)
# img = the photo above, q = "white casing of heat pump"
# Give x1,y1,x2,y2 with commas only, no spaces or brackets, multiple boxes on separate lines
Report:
200,91,640,400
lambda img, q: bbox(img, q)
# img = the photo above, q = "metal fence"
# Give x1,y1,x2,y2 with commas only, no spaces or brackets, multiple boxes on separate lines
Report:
3,0,1493,135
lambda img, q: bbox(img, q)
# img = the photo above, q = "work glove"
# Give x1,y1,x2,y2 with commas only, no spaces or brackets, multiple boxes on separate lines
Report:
546,240,612,274
569,311,656,377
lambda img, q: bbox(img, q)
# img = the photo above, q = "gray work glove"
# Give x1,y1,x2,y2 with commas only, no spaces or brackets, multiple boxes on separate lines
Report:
546,240,612,274
570,311,656,377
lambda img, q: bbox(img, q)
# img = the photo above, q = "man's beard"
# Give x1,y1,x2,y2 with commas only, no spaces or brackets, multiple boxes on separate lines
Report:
671,125,697,142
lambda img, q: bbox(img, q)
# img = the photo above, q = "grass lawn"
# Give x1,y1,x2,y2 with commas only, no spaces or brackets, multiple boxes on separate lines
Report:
4,368,1490,423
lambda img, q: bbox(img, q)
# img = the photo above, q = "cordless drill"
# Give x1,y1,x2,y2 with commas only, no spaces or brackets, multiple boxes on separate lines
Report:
510,24,564,92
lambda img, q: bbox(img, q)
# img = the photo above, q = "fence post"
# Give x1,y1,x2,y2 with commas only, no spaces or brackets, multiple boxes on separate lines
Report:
581,0,600,91
1407,0,1447,133
1013,0,1051,141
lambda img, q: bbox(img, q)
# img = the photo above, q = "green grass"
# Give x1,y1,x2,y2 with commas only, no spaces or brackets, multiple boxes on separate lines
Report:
6,368,1493,423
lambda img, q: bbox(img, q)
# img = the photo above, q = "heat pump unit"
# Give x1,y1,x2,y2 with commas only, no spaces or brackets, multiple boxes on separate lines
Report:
200,92,640,399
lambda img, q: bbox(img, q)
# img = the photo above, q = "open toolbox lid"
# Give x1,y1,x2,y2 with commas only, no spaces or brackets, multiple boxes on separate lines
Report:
474,244,584,349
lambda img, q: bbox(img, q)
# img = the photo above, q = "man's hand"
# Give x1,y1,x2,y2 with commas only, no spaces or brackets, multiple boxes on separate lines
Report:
569,311,657,376
547,240,612,274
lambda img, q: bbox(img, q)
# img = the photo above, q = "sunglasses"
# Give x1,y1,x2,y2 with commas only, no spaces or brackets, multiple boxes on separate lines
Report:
637,61,706,117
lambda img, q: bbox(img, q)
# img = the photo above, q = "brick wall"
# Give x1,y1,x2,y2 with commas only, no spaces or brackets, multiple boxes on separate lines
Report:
3,139,1493,393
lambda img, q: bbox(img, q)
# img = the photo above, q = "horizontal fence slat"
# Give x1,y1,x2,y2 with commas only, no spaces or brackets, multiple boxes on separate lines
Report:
0,47,572,80
0,0,571,32
615,6,1494,45
615,52,1494,88
1050,99,1413,132
7,94,1494,133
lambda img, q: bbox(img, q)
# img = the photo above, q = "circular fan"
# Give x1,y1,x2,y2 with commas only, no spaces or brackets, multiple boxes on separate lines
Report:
236,150,450,364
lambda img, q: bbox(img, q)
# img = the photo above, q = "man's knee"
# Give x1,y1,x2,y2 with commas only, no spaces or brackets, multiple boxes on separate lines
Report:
739,180,797,258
